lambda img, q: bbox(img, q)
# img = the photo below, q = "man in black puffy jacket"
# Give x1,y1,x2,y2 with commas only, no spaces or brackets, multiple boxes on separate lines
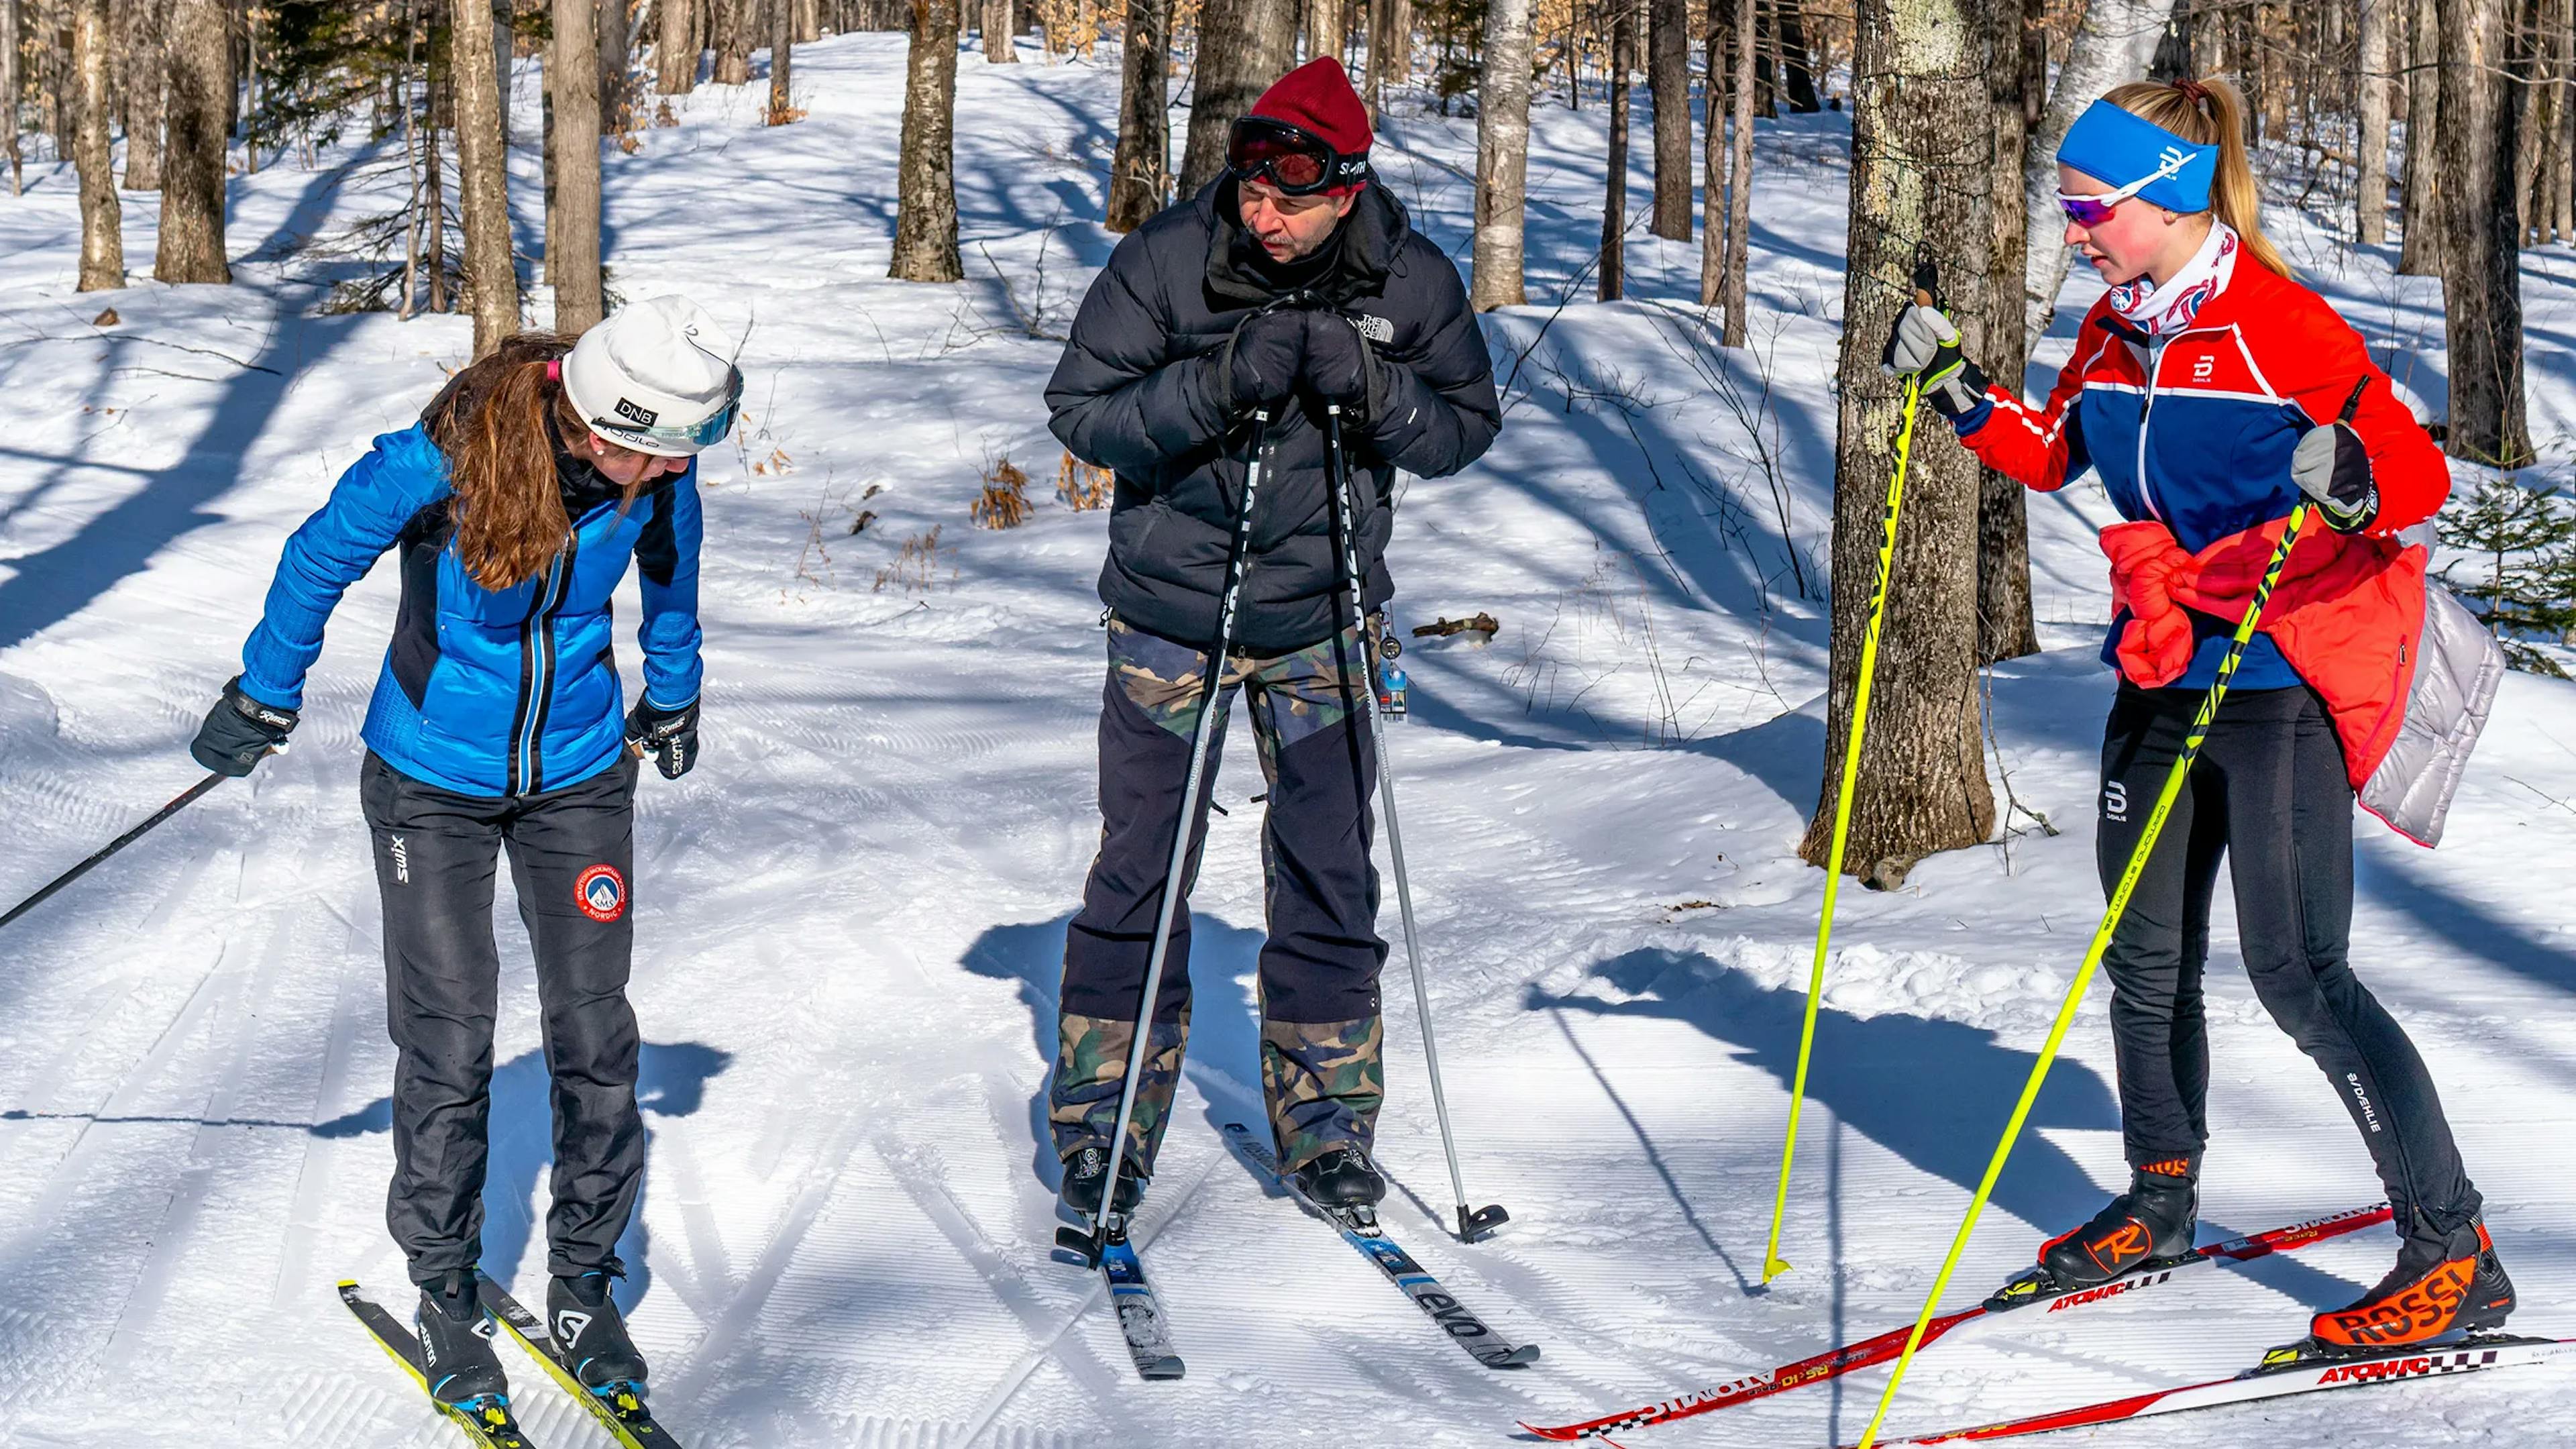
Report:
1043,56,1499,1216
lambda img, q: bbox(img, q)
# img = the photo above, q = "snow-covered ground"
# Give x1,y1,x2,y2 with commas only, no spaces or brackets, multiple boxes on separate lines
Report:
3,34,2574,1448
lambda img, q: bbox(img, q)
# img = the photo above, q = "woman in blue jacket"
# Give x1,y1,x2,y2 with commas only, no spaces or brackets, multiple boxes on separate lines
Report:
189,297,739,1414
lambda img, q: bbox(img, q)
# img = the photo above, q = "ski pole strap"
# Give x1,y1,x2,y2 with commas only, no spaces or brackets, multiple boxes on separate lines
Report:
1764,365,1925,1284
1853,504,2314,1449
0,771,227,932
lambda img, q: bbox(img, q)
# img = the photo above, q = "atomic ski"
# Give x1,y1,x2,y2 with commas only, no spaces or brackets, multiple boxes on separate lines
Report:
338,1279,537,1449
476,1276,684,1448
1222,1122,1540,1370
1519,1203,2390,1440
1094,1218,1186,1380
1871,1333,2575,1444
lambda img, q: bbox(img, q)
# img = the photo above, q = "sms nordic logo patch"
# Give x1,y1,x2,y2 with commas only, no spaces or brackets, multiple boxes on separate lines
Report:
576,863,627,922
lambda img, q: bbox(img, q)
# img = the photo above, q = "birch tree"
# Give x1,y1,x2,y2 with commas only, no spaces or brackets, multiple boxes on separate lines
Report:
2355,0,2390,246
1468,0,1532,309
72,0,121,290
1807,0,1995,880
2019,0,2174,350
891,0,963,280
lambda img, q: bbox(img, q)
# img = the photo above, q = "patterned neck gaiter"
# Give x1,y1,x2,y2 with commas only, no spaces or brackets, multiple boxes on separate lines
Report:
2106,220,2239,337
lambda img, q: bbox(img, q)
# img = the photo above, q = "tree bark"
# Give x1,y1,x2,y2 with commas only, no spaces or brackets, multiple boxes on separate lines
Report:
156,0,229,282
1976,0,2037,664
771,0,796,115
1178,0,1295,196
1804,0,1995,880
1772,0,1817,111
453,0,521,352
72,0,121,289
716,0,752,82
2396,0,2439,273
1468,0,1532,308
1599,0,1632,301
2436,0,2530,466
120,0,166,190
1718,0,1752,341
2355,0,2390,245
1,0,18,197
1364,0,1407,121
1104,0,1169,227
553,0,606,328
982,0,1014,58
1645,0,1689,240
426,72,449,313
2019,0,2176,352
1699,0,1730,305
891,0,962,280
600,0,631,131
659,0,699,90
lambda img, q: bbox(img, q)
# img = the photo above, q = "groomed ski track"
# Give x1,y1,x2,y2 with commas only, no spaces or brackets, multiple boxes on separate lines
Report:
2,30,2574,1449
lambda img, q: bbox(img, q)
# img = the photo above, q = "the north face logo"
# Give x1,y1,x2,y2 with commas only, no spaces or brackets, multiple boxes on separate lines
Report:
1354,313,1394,343
614,397,659,427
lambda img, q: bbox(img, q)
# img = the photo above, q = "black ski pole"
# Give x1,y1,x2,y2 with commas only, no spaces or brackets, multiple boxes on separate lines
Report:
1057,407,1274,1268
0,771,228,932
1324,404,1509,1244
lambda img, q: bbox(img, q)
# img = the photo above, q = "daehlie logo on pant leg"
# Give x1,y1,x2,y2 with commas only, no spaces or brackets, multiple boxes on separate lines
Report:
2347,1072,2383,1133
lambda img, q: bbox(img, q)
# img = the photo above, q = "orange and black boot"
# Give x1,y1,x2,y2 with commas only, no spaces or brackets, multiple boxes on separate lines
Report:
1992,1162,2198,1308
2308,1215,2514,1352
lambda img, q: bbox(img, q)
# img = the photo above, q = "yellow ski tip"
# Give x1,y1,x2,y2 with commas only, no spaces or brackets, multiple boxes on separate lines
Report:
1762,1256,1794,1283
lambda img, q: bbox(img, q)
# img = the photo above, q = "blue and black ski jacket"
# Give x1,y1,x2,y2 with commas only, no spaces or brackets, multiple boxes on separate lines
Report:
235,423,703,798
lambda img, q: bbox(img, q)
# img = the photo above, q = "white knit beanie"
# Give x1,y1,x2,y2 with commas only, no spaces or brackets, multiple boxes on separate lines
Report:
561,297,743,457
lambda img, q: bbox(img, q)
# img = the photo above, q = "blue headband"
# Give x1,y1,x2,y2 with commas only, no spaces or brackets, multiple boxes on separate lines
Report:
2057,99,2215,213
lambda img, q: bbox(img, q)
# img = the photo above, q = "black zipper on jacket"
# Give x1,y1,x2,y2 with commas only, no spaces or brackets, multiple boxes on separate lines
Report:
507,532,580,796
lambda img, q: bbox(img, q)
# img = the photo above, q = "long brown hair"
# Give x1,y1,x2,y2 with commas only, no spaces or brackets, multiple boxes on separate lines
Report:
422,332,592,591
2101,76,2289,279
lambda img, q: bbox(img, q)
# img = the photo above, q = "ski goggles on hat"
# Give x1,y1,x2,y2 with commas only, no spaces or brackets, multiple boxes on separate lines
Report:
589,364,745,453
1226,116,1366,196
2056,138,2204,227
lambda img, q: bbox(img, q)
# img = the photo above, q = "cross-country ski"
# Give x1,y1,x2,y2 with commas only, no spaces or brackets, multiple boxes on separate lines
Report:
3,9,2571,1449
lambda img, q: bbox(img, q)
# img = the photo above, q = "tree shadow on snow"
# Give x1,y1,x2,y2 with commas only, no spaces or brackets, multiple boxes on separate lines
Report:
960,912,1269,1207
1529,947,2368,1309
312,1039,732,1311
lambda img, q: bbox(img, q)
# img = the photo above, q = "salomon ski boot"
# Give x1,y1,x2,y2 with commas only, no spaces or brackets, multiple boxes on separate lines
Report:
547,1269,649,1393
415,1269,511,1407
1992,1163,2198,1307
1292,1145,1388,1210
2308,1214,2515,1351
1059,1142,1146,1219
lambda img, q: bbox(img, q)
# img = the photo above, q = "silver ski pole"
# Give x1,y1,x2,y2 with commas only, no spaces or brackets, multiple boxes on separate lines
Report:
1060,408,1273,1265
1324,405,1509,1244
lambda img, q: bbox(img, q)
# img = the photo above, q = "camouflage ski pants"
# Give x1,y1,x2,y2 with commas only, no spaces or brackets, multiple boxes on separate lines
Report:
1053,616,1387,1179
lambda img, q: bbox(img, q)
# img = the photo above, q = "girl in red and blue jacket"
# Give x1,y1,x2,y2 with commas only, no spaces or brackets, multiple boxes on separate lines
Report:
186,299,737,1414
1887,77,2511,1355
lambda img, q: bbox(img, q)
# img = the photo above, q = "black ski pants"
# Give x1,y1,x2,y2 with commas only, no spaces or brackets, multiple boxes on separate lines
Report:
2096,683,2479,1230
361,751,647,1287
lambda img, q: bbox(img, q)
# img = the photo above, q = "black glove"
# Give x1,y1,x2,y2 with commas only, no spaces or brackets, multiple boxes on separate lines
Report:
625,696,700,780
189,676,298,777
1223,308,1305,415
1881,303,1990,419
2290,420,2379,533
1301,310,1378,419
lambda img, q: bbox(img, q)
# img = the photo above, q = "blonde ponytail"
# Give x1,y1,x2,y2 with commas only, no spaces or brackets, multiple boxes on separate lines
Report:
2102,76,2290,278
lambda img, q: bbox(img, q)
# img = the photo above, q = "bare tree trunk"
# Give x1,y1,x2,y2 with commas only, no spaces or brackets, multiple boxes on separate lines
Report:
426,72,449,313
659,0,699,90
156,0,228,282
1718,0,1752,341
1104,0,1169,227
1599,0,1632,301
402,0,424,315
1308,0,1341,65
1,0,18,197
891,0,962,280
770,0,797,115
2437,0,2530,465
453,0,521,352
120,0,166,189
982,0,1014,58
553,0,605,327
1364,0,1407,120
599,0,631,132
2559,0,2576,243
1807,0,1995,879
2020,0,2176,351
1772,0,1817,111
1179,0,1295,195
2355,0,2391,245
1976,0,2037,663
716,0,751,82
1646,0,1689,239
2396,0,2440,273
72,0,121,289
1698,0,1730,305
1468,0,1532,308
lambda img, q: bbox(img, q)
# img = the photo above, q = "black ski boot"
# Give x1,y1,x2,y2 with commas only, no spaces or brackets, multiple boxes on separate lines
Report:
1059,1142,1146,1219
2306,1214,2514,1352
1292,1145,1387,1210
547,1269,649,1393
1990,1163,2197,1308
414,1269,510,1407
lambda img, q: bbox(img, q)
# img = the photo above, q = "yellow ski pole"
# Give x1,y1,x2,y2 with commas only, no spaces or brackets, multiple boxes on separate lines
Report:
1854,498,2318,1448
1762,264,1939,1285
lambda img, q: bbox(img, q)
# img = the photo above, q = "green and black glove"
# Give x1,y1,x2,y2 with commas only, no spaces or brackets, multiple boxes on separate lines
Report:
1881,303,1990,419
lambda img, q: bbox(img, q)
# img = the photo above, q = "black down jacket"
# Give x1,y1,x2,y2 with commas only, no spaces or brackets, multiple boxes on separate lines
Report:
1045,176,1501,653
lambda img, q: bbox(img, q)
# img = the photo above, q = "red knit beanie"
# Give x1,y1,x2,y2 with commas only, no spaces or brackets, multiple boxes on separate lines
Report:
1248,58,1373,192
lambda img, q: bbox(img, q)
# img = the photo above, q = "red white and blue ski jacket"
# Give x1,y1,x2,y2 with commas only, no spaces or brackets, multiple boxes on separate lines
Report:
1954,257,2449,692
